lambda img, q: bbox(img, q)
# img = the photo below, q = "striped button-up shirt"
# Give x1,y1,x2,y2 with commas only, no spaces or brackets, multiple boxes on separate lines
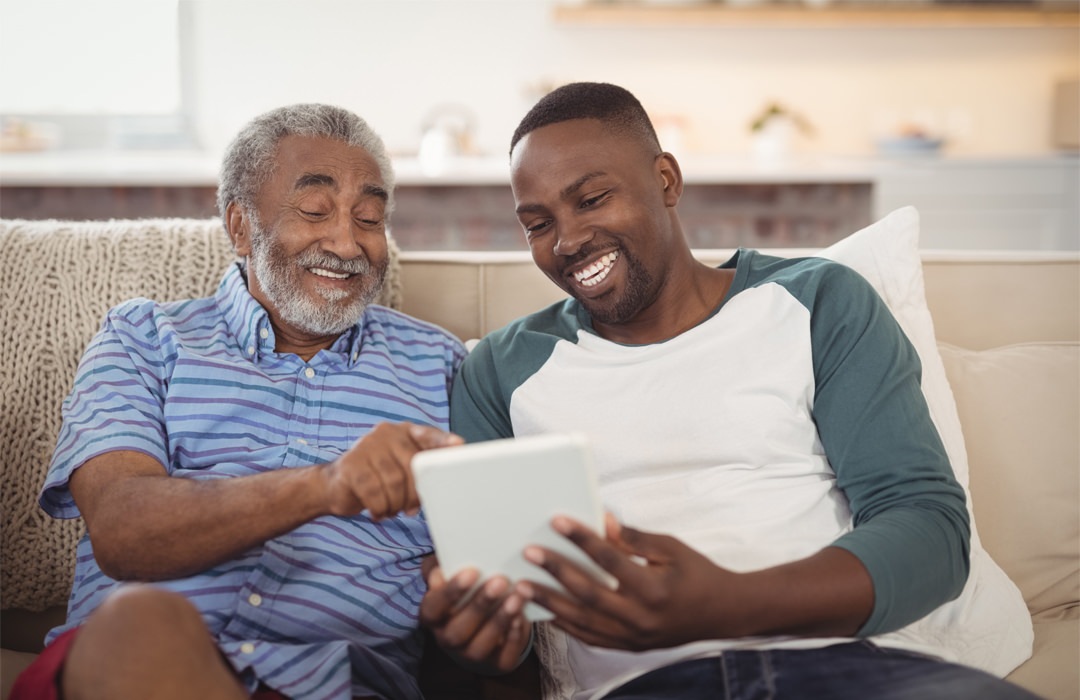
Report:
40,263,466,699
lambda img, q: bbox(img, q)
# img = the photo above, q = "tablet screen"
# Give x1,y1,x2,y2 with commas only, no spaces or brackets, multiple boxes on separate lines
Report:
412,432,612,621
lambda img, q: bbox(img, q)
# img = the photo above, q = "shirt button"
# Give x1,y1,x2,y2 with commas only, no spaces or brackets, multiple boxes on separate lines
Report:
351,351,359,362
241,642,255,654
259,328,269,339
248,593,263,607
296,438,308,445
304,368,315,379
247,346,255,355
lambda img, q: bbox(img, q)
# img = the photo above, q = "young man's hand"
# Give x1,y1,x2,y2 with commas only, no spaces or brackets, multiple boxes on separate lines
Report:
513,513,873,650
512,513,729,650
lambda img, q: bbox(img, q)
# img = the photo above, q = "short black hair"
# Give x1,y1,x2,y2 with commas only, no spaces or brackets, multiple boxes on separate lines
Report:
510,82,661,157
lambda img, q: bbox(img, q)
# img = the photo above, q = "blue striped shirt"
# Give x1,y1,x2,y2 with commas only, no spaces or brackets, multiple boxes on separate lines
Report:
40,263,466,699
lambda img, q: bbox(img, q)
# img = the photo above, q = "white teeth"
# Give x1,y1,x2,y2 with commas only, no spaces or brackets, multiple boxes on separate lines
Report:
310,267,350,279
573,252,619,287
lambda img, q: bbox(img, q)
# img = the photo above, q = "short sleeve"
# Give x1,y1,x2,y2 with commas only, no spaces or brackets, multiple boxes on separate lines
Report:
40,302,170,518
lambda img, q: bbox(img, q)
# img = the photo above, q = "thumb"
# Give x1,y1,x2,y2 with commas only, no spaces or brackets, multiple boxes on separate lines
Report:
604,512,636,557
408,424,464,450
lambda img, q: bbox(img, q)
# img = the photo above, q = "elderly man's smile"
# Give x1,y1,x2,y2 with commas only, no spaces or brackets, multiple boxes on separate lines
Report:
308,266,354,280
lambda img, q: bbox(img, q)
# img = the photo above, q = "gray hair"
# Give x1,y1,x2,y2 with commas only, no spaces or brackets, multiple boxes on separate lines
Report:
217,103,396,223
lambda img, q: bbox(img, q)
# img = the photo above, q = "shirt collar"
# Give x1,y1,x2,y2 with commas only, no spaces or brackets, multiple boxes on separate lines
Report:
215,263,366,366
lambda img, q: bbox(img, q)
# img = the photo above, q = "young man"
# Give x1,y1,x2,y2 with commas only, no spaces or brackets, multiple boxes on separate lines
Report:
420,83,1037,700
12,104,466,700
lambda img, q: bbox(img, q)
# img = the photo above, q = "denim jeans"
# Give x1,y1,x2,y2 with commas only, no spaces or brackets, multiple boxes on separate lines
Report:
601,641,1040,700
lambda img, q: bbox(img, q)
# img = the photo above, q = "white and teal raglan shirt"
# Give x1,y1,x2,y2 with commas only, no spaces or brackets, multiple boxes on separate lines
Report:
450,249,971,700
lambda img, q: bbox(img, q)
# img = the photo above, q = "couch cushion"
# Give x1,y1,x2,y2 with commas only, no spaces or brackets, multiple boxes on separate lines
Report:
1,649,39,700
938,341,1080,622
0,218,402,611
1005,618,1080,700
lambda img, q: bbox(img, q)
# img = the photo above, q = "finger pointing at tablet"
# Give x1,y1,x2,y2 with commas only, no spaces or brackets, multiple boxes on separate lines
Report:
322,421,462,520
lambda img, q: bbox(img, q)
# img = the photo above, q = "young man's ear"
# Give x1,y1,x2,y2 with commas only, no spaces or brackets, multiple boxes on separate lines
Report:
657,152,683,207
225,202,251,257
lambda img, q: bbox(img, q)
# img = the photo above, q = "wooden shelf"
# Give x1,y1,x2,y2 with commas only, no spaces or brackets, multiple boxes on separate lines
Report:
553,2,1080,28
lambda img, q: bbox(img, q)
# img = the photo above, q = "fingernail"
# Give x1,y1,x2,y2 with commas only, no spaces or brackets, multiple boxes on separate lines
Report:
552,516,572,535
484,577,508,597
455,568,479,588
503,594,522,615
523,546,544,565
516,581,534,599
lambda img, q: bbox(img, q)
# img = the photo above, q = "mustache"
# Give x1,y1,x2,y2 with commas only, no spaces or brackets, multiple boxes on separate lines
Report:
294,248,371,275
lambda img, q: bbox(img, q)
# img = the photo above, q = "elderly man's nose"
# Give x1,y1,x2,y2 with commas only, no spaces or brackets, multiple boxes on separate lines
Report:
321,216,363,258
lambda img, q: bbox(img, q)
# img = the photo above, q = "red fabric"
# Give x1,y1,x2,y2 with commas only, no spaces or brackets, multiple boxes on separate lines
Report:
8,627,288,700
8,627,79,700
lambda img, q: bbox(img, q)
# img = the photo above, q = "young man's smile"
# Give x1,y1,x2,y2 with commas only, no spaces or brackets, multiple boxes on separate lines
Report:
563,248,622,298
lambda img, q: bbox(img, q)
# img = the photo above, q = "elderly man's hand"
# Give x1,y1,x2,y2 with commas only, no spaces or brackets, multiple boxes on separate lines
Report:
419,560,533,674
323,422,461,520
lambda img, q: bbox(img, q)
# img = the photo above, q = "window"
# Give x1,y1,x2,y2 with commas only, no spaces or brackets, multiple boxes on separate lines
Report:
0,0,188,148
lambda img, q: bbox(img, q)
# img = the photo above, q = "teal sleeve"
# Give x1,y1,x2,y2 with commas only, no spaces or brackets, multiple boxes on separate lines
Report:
801,263,970,636
449,300,578,444
450,337,515,443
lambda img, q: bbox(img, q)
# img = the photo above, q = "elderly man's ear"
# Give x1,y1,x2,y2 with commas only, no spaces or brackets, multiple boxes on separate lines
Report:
225,202,252,257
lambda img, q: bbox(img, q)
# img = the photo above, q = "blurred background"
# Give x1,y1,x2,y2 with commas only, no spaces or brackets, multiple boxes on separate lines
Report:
1,0,1077,250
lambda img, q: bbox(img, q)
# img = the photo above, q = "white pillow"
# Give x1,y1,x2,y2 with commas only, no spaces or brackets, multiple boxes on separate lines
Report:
817,206,1033,677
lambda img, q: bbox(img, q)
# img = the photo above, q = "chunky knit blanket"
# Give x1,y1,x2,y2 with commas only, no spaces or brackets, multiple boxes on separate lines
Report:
0,218,402,611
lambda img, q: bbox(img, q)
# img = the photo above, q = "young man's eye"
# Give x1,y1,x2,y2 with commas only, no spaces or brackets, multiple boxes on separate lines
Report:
580,191,609,209
524,219,551,236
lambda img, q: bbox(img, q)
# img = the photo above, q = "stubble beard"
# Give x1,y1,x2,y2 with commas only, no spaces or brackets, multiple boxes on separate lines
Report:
247,217,387,337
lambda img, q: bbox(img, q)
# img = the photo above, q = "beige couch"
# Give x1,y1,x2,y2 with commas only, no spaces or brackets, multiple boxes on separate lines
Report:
1,218,1077,700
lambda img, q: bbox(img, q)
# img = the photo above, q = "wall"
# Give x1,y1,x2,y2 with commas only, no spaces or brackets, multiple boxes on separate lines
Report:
184,0,1079,160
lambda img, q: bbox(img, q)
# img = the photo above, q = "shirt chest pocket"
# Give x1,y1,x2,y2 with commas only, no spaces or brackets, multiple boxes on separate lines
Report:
163,352,304,473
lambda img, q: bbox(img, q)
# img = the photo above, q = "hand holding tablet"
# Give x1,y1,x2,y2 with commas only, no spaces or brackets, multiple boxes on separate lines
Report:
412,432,614,621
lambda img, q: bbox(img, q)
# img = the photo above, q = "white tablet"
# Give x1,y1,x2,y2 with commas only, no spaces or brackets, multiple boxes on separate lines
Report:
412,432,613,621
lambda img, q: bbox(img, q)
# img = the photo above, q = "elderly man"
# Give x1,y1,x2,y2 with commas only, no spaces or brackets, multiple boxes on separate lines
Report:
420,83,1037,700
11,104,466,700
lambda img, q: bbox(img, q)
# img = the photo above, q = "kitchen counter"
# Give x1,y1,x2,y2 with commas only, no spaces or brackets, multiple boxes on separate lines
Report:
1,149,1075,250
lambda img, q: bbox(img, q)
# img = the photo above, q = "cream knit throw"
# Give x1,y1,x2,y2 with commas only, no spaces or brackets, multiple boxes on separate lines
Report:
0,218,403,611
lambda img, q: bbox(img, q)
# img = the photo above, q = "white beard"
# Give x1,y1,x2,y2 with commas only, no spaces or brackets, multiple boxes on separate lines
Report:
246,219,386,337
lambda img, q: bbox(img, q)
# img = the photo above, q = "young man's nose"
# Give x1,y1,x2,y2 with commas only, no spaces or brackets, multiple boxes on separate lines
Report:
552,221,595,257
